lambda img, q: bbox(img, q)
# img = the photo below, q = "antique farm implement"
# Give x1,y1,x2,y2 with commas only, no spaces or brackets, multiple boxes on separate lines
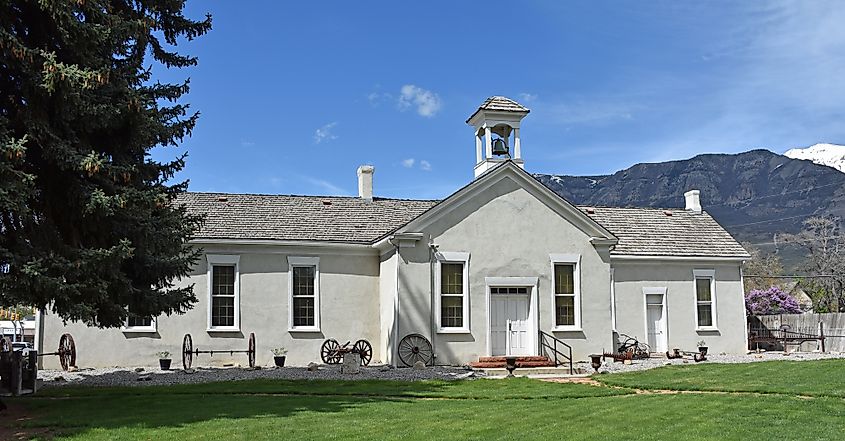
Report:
397,334,433,367
181,333,256,370
616,334,650,360
35,333,77,371
320,338,372,366
665,348,708,362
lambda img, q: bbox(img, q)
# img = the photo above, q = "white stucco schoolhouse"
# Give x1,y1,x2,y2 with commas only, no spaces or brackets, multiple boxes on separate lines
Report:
38,96,750,369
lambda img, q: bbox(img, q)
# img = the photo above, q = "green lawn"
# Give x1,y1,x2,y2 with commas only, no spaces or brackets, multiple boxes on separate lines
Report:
6,361,845,440
597,358,845,398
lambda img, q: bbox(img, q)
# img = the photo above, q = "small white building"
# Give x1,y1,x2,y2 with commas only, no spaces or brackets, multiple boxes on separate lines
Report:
38,96,750,369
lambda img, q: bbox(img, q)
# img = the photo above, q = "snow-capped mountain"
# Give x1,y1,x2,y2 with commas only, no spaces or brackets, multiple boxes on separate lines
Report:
784,143,845,173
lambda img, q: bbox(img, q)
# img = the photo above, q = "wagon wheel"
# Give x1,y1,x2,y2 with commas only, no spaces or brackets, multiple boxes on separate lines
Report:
398,333,433,367
59,333,76,371
352,339,373,366
182,333,193,370
0,337,11,353
247,332,256,368
320,339,341,364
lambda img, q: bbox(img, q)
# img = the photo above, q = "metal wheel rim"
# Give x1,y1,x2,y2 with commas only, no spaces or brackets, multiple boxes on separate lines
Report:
59,333,75,371
248,333,256,368
182,333,193,370
353,339,372,366
320,339,340,364
398,334,433,367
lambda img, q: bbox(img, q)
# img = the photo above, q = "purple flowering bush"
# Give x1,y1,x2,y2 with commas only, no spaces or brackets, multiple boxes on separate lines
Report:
745,286,802,315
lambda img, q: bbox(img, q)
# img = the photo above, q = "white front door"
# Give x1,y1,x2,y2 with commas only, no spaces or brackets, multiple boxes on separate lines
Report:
646,293,668,352
490,287,532,356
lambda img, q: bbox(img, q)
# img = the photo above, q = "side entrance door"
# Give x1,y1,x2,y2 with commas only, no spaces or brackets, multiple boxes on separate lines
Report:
490,287,532,356
646,292,668,353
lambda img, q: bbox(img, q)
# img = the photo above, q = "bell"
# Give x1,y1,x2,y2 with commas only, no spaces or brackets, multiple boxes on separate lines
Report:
491,138,509,156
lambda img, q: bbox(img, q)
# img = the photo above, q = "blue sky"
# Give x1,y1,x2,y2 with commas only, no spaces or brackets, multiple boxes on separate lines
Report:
153,1,845,199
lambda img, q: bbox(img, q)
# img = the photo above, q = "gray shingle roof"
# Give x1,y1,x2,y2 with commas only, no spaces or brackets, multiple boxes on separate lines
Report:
178,193,437,244
477,96,530,113
178,190,748,258
582,207,749,258
466,96,530,123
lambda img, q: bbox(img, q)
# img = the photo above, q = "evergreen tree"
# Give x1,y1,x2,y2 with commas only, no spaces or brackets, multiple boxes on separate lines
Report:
0,1,211,327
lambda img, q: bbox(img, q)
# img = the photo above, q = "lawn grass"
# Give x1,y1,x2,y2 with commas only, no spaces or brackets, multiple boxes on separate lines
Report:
34,376,629,400
596,358,845,398
6,361,845,440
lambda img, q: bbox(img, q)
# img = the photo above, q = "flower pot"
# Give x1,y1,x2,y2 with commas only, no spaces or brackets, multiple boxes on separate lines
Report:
274,356,286,367
159,358,172,370
698,347,708,356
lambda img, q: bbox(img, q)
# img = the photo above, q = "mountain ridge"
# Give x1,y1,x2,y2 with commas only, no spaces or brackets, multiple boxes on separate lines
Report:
535,149,845,268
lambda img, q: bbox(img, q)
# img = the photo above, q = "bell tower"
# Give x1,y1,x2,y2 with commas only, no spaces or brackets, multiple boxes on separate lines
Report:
466,96,530,177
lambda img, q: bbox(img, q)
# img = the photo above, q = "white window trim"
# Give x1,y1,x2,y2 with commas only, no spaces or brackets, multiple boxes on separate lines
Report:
610,268,617,333
207,254,241,332
435,251,470,334
122,315,157,333
693,269,718,331
288,256,321,332
550,254,582,331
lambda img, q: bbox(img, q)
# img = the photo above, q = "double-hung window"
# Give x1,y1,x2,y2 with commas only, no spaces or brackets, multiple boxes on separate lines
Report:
435,252,470,333
288,257,320,331
207,255,240,331
693,269,717,329
550,254,581,330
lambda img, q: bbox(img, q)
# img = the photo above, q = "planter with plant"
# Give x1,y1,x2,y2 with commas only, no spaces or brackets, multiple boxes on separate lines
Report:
272,348,288,367
158,351,172,370
697,340,708,355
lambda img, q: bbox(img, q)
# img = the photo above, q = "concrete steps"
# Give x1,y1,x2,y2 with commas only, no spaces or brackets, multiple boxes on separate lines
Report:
473,366,589,378
468,356,556,369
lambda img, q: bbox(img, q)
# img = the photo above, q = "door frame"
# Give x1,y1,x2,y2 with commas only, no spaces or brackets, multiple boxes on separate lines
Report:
642,287,668,352
485,277,539,357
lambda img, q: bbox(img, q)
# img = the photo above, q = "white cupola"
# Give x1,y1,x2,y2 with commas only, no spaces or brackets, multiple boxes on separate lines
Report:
466,96,530,178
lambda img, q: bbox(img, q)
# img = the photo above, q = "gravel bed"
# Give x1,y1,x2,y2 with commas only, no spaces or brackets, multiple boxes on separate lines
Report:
580,351,845,374
37,364,473,388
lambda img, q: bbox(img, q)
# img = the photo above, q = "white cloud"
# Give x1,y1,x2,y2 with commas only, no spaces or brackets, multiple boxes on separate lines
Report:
241,140,256,147
313,122,338,144
399,158,432,171
398,85,442,117
518,93,538,103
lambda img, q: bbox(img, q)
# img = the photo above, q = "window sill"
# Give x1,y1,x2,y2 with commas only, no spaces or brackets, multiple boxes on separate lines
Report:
207,327,241,333
122,328,157,334
696,327,719,332
289,327,321,333
437,328,471,334
551,326,583,332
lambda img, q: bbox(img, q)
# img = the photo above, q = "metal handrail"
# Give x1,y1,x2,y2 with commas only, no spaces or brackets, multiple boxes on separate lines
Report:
538,330,573,375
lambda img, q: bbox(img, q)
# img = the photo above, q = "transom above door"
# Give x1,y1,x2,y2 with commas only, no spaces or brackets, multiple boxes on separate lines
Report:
489,286,534,356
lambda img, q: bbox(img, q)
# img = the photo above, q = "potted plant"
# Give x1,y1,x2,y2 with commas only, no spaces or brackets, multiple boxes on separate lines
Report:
272,348,288,367
697,340,708,356
158,351,172,370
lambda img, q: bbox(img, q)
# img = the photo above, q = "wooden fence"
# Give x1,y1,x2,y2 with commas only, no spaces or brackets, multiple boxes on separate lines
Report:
748,313,845,352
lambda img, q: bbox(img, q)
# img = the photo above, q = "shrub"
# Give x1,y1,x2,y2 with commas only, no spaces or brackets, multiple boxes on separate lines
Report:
745,286,802,315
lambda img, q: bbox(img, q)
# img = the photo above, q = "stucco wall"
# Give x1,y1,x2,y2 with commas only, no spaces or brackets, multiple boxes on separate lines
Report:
612,262,746,354
395,176,614,365
40,245,382,369
378,250,397,365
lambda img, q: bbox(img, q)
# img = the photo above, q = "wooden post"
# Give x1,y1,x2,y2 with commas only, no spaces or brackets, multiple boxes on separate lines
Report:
819,321,826,353
10,351,22,396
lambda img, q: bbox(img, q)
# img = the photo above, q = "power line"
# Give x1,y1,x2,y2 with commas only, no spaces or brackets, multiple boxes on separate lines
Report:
725,213,818,228
706,181,844,208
